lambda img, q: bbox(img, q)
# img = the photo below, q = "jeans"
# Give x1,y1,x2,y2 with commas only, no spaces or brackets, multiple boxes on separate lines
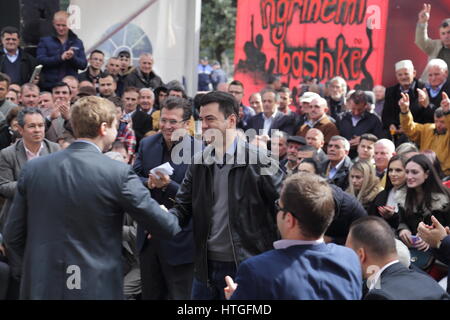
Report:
191,260,237,300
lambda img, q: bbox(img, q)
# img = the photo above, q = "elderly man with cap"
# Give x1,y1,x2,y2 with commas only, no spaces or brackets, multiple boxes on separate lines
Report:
382,60,426,139
280,135,306,176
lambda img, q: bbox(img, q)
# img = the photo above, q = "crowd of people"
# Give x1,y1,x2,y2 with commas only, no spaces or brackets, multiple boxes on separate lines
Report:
0,5,449,300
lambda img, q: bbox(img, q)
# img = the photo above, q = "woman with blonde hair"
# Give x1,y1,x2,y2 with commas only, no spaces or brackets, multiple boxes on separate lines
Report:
346,160,383,212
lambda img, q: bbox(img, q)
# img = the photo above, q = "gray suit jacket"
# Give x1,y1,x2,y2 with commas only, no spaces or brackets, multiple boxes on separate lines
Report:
3,141,181,299
0,138,60,229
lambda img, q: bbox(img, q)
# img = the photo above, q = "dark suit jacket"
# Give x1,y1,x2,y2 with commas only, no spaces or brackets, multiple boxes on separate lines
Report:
231,243,362,300
3,141,181,299
133,133,202,265
364,262,448,300
431,235,450,294
323,156,352,191
382,79,426,130
246,112,297,137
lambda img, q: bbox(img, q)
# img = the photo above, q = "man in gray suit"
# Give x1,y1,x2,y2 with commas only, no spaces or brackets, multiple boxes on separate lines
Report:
0,107,60,229
3,96,181,300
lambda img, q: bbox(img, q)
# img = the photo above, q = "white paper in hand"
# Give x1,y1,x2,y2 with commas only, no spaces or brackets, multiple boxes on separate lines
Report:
150,162,174,179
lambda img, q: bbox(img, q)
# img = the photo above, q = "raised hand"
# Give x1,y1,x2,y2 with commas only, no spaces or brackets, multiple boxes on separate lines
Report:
224,276,238,300
418,3,431,24
398,92,410,113
416,88,429,108
441,92,450,112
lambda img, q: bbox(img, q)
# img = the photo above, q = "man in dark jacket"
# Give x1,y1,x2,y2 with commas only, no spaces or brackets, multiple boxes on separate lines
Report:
323,135,352,191
347,216,448,300
382,60,427,140
124,53,163,90
338,90,384,158
36,11,87,91
170,91,284,300
0,26,37,85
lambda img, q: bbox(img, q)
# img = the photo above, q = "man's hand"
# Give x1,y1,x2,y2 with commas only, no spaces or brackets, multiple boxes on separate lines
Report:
418,215,450,248
440,92,450,113
57,101,71,120
61,49,74,61
147,172,171,189
349,136,360,147
417,88,429,108
0,244,5,256
224,276,238,300
418,3,431,24
398,92,410,113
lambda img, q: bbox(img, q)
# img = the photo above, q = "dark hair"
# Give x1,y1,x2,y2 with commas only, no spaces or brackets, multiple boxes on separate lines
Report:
281,172,335,238
108,96,123,110
123,86,139,94
199,91,239,119
52,82,71,94
349,90,368,105
404,154,450,216
441,18,450,28
90,49,104,57
161,96,192,121
422,150,445,180
118,50,130,58
360,133,378,144
229,80,244,89
6,106,20,126
99,72,116,82
300,157,322,175
0,73,11,86
349,216,397,258
17,107,44,127
434,107,445,118
1,26,20,38
384,154,408,191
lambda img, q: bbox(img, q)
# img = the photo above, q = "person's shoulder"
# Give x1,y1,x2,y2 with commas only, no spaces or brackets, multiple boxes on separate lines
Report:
140,132,162,147
43,139,61,152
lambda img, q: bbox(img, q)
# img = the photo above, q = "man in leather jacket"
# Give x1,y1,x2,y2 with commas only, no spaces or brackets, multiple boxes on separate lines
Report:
169,91,284,300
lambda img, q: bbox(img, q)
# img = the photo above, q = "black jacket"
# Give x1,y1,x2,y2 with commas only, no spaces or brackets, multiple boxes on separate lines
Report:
325,184,367,244
382,79,426,129
364,262,448,300
368,189,401,229
338,111,385,141
0,48,37,85
123,68,164,90
131,107,153,150
170,139,284,283
323,156,352,191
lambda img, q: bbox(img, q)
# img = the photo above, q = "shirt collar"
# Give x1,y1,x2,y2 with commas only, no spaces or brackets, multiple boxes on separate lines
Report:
273,239,324,249
367,260,399,291
76,139,102,153
24,141,44,160
3,48,18,57
331,157,346,170
262,111,278,121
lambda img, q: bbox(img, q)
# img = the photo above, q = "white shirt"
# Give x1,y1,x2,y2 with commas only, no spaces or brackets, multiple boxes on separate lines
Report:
3,48,19,63
273,238,324,249
367,260,399,290
262,111,278,136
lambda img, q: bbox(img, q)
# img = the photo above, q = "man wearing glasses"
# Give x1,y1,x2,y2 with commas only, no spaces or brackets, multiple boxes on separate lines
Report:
228,80,255,129
133,96,202,300
224,172,362,300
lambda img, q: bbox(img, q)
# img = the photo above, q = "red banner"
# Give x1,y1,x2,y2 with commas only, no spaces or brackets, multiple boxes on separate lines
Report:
234,0,389,103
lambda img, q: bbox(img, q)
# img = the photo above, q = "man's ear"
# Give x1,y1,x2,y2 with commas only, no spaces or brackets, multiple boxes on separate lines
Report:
356,247,366,264
99,122,108,137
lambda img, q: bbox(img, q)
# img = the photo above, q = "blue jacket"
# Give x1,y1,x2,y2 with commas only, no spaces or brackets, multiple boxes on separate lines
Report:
133,133,202,265
230,243,362,300
37,30,87,90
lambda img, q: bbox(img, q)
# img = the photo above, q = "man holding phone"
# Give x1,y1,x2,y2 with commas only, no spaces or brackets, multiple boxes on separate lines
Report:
37,11,87,91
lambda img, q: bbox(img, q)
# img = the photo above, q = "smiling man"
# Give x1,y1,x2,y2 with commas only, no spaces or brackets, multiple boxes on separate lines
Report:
124,53,163,90
0,108,60,231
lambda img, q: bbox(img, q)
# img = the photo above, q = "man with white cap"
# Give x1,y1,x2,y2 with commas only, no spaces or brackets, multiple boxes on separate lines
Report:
382,60,426,139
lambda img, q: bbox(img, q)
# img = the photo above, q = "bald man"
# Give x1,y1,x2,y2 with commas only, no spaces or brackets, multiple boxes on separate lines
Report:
305,128,328,165
36,11,87,91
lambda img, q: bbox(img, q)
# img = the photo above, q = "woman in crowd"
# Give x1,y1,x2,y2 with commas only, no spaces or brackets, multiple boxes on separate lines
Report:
368,155,408,229
398,154,450,252
0,106,20,150
346,161,383,212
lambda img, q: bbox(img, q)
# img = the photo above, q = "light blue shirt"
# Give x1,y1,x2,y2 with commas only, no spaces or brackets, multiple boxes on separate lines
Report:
3,48,19,63
273,239,324,249
427,80,446,98
262,111,278,136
